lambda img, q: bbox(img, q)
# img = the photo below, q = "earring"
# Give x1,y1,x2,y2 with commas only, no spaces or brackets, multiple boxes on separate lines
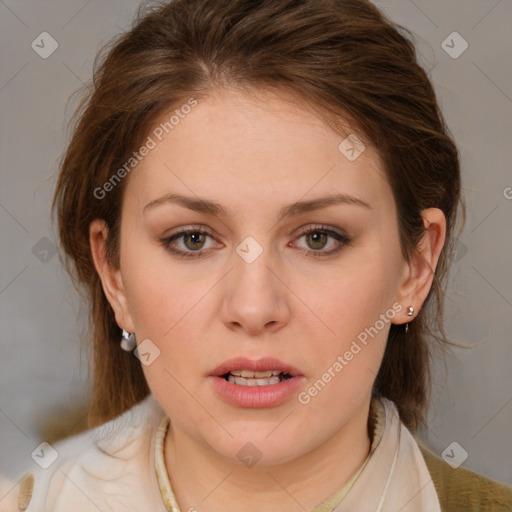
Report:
121,329,137,351
405,306,414,333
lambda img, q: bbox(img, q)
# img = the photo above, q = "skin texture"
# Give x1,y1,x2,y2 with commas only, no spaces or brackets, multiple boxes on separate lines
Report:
90,88,446,511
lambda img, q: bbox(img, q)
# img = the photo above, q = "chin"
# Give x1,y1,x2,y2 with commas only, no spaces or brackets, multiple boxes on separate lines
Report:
205,431,309,468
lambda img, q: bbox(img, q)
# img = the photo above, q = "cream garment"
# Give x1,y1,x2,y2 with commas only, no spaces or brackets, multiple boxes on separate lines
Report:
332,398,441,512
154,397,440,512
11,394,168,511
5,394,441,512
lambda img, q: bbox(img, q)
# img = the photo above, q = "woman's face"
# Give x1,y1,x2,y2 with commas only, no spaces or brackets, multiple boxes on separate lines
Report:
93,88,435,465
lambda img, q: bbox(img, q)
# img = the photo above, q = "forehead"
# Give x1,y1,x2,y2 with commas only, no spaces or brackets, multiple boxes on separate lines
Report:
125,88,393,218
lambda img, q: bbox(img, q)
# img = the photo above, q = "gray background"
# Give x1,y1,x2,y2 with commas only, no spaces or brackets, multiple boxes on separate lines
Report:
1,0,511,488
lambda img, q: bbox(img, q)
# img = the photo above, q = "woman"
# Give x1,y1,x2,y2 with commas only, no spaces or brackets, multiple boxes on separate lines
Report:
2,0,511,510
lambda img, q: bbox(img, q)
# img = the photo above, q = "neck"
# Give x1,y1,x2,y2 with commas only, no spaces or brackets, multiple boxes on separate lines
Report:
164,399,373,512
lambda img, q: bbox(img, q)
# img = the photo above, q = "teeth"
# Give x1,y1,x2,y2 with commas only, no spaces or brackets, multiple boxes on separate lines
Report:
224,369,293,386
227,375,281,386
230,370,282,378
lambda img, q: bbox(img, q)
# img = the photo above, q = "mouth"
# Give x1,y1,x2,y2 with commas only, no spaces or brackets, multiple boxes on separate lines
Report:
221,369,294,386
209,356,304,407
210,357,302,384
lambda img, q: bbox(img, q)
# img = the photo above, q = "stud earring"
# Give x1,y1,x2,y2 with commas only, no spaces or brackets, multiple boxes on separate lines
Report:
121,329,137,351
405,306,414,333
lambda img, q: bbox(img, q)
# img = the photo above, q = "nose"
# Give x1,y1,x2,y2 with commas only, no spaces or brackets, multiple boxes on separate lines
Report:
221,245,291,336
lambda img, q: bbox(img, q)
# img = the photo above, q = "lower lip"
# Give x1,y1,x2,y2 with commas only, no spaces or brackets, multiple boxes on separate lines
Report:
209,375,305,408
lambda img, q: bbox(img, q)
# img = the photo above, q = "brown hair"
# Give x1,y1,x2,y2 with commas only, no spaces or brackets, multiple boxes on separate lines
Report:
53,0,465,431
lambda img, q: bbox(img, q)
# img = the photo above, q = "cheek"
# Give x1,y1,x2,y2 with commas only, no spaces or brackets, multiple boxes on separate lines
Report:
298,249,400,393
125,272,215,359
120,252,214,410
118,246,212,396
120,229,205,332
307,249,399,340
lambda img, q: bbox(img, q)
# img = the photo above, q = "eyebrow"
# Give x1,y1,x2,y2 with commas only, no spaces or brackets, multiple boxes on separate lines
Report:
143,192,371,221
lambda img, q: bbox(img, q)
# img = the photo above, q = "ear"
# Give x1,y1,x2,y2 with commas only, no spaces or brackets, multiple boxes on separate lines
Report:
89,219,135,333
394,208,446,324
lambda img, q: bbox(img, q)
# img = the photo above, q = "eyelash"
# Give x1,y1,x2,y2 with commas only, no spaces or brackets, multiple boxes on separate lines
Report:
160,224,351,260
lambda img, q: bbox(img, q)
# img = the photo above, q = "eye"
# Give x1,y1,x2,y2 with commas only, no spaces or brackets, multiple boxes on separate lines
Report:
160,226,220,259
293,225,351,258
160,224,351,260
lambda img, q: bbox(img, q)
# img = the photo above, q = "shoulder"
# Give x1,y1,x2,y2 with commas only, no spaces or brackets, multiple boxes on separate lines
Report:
2,394,166,512
418,441,512,512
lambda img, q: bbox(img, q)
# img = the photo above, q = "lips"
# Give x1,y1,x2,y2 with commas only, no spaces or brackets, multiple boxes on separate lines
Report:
210,357,303,379
209,357,305,407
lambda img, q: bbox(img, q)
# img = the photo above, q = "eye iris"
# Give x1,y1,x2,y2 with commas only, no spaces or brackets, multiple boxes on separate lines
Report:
184,232,206,250
306,232,328,250
177,230,336,253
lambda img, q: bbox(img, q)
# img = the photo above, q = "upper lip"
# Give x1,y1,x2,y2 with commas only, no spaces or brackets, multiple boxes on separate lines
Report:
210,357,303,377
